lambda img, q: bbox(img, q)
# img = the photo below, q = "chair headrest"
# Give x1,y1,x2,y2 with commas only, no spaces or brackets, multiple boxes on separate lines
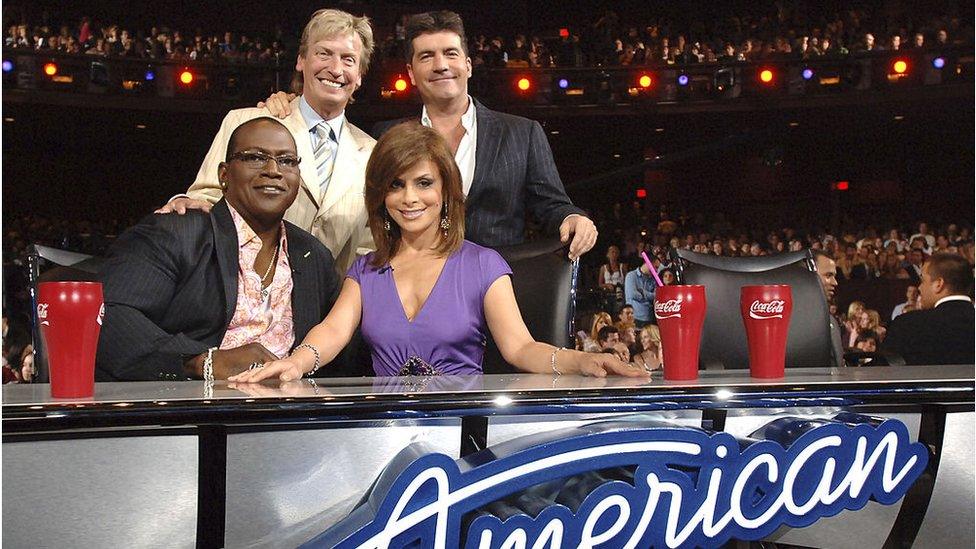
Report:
673,248,813,273
31,245,103,274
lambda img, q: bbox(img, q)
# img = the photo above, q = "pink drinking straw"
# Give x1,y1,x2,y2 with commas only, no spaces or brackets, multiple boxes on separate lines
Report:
640,251,665,287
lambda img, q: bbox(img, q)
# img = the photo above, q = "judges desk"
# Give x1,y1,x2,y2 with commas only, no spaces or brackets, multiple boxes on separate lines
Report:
3,366,973,549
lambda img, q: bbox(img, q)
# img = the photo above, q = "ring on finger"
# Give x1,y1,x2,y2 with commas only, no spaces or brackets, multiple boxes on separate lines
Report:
248,362,263,370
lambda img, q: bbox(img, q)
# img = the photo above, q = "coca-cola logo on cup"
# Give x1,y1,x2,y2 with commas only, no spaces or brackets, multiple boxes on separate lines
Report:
655,299,682,320
37,303,50,326
748,300,785,320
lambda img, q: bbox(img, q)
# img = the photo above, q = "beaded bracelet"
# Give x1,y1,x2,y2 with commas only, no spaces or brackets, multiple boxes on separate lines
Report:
293,343,321,376
550,346,566,375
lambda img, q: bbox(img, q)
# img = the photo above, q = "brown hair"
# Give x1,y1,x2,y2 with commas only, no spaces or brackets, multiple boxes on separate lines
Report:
292,9,375,93
404,10,468,61
926,252,975,295
364,122,465,267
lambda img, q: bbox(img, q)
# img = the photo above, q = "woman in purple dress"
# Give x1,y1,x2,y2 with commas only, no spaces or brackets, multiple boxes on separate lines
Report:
231,123,646,380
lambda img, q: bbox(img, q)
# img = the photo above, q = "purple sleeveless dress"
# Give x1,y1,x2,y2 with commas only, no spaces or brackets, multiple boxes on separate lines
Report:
347,240,513,376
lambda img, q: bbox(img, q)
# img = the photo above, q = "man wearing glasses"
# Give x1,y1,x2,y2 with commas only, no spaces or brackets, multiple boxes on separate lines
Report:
97,118,341,381
157,9,376,275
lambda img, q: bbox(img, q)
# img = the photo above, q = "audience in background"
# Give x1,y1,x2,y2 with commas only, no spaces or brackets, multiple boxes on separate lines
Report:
4,2,971,69
575,205,973,358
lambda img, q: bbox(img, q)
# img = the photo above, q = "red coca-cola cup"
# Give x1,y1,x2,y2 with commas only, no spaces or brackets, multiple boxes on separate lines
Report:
37,282,104,398
654,285,707,380
740,285,793,379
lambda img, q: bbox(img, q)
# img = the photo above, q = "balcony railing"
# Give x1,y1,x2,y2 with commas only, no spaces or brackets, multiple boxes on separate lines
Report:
3,48,972,109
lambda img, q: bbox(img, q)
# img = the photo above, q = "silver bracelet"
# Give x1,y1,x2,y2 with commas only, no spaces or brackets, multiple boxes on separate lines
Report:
203,347,217,382
550,346,566,376
293,343,321,376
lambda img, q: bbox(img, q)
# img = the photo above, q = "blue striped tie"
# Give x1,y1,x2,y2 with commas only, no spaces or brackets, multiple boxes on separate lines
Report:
313,123,337,195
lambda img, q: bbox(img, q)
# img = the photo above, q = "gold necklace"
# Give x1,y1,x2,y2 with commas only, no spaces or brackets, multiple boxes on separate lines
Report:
260,243,279,289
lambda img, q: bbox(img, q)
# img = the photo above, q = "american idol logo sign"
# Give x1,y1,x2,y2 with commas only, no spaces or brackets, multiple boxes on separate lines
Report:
305,417,927,548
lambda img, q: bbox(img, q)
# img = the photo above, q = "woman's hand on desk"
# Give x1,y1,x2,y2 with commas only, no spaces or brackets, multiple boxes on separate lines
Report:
228,380,315,397
227,356,305,383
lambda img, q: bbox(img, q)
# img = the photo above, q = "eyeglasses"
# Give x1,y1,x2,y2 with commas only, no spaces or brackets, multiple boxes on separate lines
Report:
228,150,301,171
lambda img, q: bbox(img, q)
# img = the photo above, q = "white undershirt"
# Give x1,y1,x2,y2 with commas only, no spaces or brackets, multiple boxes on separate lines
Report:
935,295,973,307
421,95,477,196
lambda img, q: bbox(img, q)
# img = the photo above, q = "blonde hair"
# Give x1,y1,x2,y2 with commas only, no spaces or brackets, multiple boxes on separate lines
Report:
293,9,375,92
846,300,865,320
589,312,612,342
865,309,881,330
639,325,661,352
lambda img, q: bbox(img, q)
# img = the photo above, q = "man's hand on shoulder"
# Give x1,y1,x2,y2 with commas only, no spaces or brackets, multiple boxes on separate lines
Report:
155,197,213,215
559,214,598,261
257,91,297,119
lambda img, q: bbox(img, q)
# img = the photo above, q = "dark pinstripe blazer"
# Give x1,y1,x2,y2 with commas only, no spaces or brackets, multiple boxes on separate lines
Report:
374,98,584,247
95,200,339,381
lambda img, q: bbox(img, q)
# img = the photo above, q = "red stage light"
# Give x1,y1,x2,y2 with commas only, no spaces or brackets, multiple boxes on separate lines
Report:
759,69,774,83
179,70,194,84
394,77,408,92
559,28,569,38
835,181,850,191
638,74,653,88
516,77,531,91
636,189,648,198
43,63,58,76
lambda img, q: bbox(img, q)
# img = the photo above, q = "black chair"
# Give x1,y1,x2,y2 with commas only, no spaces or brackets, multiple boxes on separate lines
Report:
483,239,579,374
843,350,906,367
669,248,840,371
672,248,813,272
26,245,105,382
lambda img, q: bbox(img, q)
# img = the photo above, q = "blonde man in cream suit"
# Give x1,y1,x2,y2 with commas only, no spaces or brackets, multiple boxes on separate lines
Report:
158,9,376,275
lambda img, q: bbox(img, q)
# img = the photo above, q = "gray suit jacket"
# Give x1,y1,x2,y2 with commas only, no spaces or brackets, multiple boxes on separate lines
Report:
96,200,340,381
374,98,584,247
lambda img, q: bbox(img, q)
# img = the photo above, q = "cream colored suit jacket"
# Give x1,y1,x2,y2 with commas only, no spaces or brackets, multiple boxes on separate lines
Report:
187,98,376,275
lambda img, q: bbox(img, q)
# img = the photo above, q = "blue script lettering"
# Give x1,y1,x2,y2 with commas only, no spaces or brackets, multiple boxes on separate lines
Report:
305,420,927,549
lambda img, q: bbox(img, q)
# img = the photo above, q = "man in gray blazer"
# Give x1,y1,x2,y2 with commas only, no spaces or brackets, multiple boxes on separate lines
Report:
264,11,598,260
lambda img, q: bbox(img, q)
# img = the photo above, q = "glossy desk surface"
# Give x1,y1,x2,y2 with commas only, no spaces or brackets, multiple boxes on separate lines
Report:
3,365,973,405
2,366,972,433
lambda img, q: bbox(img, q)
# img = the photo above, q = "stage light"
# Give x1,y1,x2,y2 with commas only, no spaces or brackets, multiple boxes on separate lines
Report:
2,60,12,73
892,59,908,74
43,63,58,76
677,74,689,86
516,77,531,91
932,57,946,69
638,74,652,88
801,68,814,80
636,189,647,199
835,181,849,191
394,76,408,91
144,70,155,81
558,78,569,89
759,68,774,83
559,28,569,38
179,70,194,84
